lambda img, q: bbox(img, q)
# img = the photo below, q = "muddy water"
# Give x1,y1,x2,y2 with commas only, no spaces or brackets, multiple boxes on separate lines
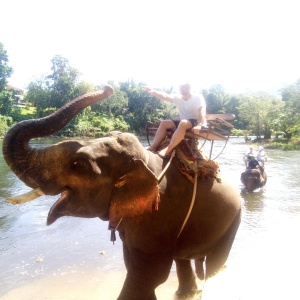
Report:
0,137,300,300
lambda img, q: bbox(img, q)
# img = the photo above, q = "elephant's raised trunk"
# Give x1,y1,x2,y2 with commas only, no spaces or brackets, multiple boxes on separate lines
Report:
2,86,114,189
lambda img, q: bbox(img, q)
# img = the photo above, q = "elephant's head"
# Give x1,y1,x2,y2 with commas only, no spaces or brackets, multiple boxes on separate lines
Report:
3,86,160,226
240,167,267,192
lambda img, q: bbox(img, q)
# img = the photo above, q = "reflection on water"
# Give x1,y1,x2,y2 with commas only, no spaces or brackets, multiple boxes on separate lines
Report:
1,137,300,299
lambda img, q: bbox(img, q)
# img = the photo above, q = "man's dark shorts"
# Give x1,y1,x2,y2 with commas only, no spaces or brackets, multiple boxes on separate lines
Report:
173,119,198,128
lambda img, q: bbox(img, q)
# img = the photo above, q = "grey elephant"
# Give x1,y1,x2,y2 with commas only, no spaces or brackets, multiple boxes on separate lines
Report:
241,166,267,192
3,86,241,300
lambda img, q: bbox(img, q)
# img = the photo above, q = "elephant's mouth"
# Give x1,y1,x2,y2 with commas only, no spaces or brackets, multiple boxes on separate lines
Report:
6,187,70,225
47,187,109,225
47,189,71,226
7,186,109,225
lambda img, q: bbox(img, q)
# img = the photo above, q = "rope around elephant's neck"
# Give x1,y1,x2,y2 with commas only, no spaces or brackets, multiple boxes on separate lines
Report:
157,150,176,183
109,150,176,244
110,150,196,243
177,161,198,238
110,218,123,244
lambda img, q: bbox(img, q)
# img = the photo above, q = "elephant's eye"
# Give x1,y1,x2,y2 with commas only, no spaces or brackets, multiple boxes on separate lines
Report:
71,160,89,172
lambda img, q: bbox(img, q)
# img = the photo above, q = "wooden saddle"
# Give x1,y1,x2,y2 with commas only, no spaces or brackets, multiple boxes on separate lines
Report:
146,113,235,160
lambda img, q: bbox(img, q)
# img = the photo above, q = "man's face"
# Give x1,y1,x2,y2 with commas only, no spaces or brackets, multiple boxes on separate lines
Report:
179,84,190,96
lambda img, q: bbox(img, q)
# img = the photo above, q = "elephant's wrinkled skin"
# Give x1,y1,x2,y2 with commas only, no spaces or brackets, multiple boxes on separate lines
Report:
3,86,241,300
241,166,267,192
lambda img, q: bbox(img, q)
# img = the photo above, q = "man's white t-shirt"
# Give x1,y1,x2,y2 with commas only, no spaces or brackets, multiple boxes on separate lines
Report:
172,94,206,120
257,150,266,159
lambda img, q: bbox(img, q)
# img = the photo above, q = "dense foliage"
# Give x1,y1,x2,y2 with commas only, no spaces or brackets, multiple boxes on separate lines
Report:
1,42,300,146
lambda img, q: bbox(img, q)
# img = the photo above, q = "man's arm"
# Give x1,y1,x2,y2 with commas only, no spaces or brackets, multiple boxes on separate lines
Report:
143,87,174,103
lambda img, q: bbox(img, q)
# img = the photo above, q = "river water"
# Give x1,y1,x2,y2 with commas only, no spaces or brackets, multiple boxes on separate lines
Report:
0,137,299,300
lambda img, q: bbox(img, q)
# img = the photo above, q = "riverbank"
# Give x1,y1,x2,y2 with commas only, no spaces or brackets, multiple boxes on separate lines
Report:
1,135,300,151
1,262,298,300
1,132,300,150
264,138,300,150
240,136,300,150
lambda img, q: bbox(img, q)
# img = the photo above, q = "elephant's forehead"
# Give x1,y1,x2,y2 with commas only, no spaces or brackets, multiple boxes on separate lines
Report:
77,137,121,156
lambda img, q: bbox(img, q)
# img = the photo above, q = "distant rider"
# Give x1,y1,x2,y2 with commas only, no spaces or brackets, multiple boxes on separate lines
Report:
243,147,256,169
257,146,267,167
247,154,260,169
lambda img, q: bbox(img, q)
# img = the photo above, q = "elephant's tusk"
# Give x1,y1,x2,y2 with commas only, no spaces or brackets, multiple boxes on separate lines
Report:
6,188,45,205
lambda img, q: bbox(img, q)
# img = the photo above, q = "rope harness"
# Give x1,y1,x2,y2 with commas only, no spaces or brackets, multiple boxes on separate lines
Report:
176,161,198,238
109,150,177,243
156,150,198,238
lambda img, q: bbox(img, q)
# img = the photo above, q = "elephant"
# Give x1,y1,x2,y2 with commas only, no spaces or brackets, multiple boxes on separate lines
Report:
2,86,241,300
241,166,267,192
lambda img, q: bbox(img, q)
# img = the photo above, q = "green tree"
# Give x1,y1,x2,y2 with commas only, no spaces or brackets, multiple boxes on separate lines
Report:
0,89,15,115
279,79,300,138
0,42,13,91
25,78,51,117
206,84,229,114
74,81,94,97
0,114,13,137
226,95,243,129
94,82,129,117
119,80,175,132
26,56,87,117
0,42,14,117
238,92,282,139
47,55,81,108
204,85,244,130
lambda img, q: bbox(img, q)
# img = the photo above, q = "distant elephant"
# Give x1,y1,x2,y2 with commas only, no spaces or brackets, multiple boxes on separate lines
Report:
241,166,267,192
3,86,241,300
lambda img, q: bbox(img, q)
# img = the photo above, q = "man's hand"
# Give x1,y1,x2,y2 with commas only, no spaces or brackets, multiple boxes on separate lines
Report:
142,86,152,93
192,125,202,134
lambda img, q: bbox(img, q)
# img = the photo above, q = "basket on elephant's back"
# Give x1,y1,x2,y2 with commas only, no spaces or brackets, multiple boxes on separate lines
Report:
172,138,221,184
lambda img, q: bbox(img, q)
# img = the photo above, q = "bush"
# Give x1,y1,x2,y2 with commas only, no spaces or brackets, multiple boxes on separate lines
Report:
0,115,14,137
265,138,300,150
231,128,251,137
57,113,130,138
10,106,37,122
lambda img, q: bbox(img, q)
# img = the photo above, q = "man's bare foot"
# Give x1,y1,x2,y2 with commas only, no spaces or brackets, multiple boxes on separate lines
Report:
157,148,171,159
147,147,156,152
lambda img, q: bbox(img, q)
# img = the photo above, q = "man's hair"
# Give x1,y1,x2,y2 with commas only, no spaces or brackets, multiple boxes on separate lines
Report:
179,82,191,88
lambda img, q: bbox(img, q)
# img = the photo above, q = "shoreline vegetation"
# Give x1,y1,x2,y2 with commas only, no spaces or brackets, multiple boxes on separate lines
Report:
252,138,300,151
1,103,299,150
2,81,300,150
1,99,299,150
232,128,300,150
1,102,299,150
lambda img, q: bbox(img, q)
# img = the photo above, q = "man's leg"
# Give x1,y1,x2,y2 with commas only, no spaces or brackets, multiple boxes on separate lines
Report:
159,120,192,157
147,120,176,152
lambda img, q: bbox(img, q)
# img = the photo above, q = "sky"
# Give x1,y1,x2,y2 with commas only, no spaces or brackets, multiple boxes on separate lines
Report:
1,0,300,96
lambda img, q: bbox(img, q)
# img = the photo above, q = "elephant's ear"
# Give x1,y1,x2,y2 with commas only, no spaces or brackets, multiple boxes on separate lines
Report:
109,158,160,225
